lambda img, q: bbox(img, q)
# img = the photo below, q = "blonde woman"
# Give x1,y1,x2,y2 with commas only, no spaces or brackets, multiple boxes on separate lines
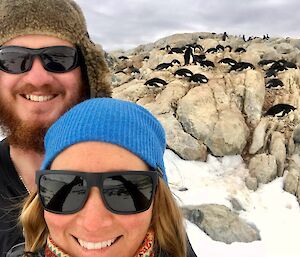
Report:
17,98,196,257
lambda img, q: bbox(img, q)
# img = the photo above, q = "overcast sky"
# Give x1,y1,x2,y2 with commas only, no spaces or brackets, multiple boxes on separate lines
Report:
74,0,300,51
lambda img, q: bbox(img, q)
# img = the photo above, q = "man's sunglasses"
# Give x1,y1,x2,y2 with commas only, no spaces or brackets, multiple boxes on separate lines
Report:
36,170,161,215
0,45,80,74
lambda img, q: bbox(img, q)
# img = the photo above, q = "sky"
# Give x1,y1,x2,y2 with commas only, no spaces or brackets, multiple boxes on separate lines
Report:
164,150,300,257
74,0,300,51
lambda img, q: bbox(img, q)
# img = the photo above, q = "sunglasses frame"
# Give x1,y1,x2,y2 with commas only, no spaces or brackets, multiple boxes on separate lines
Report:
36,169,162,215
0,45,80,74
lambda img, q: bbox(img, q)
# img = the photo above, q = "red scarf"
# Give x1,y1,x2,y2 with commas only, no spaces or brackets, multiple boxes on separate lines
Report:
45,230,155,257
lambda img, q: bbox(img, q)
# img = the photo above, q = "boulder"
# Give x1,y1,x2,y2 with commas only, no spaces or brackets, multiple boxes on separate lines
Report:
249,154,277,184
183,204,261,244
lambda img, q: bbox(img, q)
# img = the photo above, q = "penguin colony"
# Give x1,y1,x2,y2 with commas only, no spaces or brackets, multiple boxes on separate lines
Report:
114,32,298,117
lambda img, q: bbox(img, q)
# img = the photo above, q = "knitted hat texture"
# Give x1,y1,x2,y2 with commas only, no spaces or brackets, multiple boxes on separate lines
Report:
41,98,167,181
0,0,111,97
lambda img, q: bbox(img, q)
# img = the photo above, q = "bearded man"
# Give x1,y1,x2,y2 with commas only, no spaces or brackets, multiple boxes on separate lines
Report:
0,0,111,256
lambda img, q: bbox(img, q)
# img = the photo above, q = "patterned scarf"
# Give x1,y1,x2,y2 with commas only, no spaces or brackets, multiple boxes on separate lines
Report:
45,230,155,257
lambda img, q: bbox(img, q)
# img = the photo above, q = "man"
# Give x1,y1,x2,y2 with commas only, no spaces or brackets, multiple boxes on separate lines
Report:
0,0,111,256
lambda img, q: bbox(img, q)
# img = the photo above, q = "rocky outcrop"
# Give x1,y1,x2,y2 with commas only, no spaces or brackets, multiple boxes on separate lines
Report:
109,31,300,204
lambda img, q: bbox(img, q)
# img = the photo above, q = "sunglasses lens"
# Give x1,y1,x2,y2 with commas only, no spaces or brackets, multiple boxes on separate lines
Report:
103,174,155,214
42,47,78,73
0,48,32,73
39,174,87,214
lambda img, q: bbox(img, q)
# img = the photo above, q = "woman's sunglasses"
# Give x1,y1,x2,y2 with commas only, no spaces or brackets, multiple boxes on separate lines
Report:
0,45,80,74
36,170,161,215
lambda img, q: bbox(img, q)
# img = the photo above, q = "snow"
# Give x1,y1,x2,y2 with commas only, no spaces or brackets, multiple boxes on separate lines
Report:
164,150,300,257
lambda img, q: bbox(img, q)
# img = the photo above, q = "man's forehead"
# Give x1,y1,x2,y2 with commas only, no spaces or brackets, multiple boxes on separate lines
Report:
3,34,74,48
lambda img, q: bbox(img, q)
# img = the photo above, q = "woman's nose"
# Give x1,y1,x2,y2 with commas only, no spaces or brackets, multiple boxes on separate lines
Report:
76,187,114,232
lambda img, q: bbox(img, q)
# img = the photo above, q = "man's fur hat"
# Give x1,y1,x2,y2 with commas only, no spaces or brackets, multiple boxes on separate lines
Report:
0,0,111,97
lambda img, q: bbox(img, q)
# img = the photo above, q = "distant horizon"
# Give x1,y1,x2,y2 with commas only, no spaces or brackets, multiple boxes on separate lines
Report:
74,0,300,51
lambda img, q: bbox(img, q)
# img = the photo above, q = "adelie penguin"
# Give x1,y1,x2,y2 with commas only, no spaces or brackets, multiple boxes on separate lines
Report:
198,60,215,68
229,62,255,72
234,47,246,53
206,47,217,54
118,56,129,60
266,79,284,89
174,68,193,78
189,73,209,84
144,78,168,88
219,58,237,66
155,59,180,70
265,104,296,117
166,45,185,54
184,47,194,65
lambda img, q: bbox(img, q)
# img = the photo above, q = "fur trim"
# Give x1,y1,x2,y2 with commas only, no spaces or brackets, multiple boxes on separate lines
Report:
0,0,111,97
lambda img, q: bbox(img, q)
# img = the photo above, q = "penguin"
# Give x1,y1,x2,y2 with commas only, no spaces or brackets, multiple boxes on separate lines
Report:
270,61,287,72
206,47,217,54
224,45,232,52
129,66,140,75
265,104,296,117
193,54,206,64
258,59,276,67
222,32,228,41
229,62,255,72
266,79,284,89
167,45,185,54
154,59,180,70
184,47,194,65
276,60,297,70
143,56,150,61
198,60,215,68
144,78,168,88
234,47,246,53
193,44,204,52
118,56,129,60
218,58,237,66
115,70,127,75
174,68,193,78
189,73,209,84
216,44,225,52
265,69,277,78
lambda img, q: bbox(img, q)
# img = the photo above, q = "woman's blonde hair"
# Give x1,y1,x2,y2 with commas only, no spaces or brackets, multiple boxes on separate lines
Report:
20,178,187,257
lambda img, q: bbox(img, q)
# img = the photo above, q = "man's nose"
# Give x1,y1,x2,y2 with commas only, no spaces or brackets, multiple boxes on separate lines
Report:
21,57,55,87
77,188,114,232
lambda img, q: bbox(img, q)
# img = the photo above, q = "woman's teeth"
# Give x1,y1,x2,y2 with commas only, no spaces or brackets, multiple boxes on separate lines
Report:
78,237,117,250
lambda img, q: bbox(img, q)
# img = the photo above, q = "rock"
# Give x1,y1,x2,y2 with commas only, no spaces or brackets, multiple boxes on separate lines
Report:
144,81,189,115
206,107,250,156
249,118,269,154
284,155,300,197
177,85,218,141
269,132,286,176
155,113,207,161
283,169,300,195
245,176,259,191
243,70,265,126
182,204,261,244
293,123,300,143
249,154,277,184
112,79,149,102
177,85,249,156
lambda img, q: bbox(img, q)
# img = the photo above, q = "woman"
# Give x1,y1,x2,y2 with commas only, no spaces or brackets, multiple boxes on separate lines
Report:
19,98,196,257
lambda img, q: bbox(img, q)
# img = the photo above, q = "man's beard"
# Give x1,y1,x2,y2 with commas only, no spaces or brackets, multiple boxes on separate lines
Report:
0,86,86,154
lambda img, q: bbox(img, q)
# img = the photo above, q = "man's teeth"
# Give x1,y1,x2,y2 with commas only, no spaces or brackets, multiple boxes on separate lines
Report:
25,95,54,102
78,238,116,250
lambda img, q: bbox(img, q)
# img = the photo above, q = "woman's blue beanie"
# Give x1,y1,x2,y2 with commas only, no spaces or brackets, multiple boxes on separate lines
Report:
41,98,167,182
